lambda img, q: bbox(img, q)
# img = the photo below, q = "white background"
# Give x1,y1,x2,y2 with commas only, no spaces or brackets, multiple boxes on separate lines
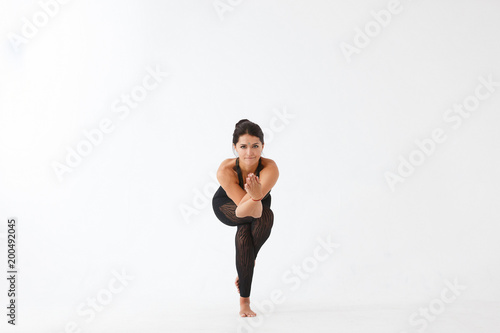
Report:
1,0,499,332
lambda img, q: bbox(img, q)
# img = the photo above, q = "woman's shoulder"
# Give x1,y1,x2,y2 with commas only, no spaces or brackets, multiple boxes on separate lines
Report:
216,159,238,187
260,157,277,168
221,158,237,169
217,158,238,177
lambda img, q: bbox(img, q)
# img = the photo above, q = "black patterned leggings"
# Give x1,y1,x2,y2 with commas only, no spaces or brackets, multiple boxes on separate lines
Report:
212,186,274,297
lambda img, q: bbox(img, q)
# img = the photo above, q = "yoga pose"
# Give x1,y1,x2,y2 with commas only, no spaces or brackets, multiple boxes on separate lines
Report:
212,119,279,317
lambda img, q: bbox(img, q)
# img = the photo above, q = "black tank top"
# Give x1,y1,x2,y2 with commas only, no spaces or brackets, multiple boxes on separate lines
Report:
235,157,271,200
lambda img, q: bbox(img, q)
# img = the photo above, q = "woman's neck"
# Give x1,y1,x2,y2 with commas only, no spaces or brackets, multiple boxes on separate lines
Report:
238,157,259,175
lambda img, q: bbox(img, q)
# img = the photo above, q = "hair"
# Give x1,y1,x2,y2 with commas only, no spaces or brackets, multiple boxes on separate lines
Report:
232,119,265,146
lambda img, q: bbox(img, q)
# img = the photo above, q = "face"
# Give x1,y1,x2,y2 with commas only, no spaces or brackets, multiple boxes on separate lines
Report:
234,134,264,164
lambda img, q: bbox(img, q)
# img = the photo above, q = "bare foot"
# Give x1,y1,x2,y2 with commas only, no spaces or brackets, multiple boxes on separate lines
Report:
235,261,255,293
239,297,256,317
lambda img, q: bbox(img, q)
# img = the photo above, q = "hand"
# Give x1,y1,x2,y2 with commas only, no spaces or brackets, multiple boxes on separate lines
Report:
244,173,263,200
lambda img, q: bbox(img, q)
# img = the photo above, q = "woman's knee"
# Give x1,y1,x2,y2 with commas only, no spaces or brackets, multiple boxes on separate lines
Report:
262,206,274,220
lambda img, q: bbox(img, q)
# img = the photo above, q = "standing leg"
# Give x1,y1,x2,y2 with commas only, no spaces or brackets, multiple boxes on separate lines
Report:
235,223,257,317
250,205,274,259
235,205,274,297
235,223,255,298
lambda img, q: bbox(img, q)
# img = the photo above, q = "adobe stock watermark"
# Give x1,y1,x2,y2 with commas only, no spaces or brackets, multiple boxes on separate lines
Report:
51,64,169,183
60,268,134,333
236,234,340,332
385,74,499,192
179,106,296,224
213,0,244,21
7,0,72,52
0,225,6,247
400,277,466,333
340,0,403,63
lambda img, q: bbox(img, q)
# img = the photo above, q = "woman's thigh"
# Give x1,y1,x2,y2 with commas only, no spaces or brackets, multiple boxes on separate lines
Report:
213,187,254,226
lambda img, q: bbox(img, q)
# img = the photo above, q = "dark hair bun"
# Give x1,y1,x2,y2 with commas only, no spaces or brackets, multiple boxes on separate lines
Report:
235,119,250,128
232,119,265,146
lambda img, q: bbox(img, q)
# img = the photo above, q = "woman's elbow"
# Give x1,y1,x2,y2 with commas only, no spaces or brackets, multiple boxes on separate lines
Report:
235,206,258,219
235,206,243,218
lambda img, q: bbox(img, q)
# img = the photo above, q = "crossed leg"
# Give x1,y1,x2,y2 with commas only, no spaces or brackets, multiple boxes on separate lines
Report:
213,194,274,317
235,206,274,316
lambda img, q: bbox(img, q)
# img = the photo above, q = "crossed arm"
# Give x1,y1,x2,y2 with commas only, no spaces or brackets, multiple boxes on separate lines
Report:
236,192,263,218
217,159,279,218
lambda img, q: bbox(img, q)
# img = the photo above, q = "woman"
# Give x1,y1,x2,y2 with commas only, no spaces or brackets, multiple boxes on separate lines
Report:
212,119,279,317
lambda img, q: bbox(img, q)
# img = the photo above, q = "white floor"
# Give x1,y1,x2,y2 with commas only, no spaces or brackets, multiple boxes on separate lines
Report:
3,301,498,332
63,301,500,333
